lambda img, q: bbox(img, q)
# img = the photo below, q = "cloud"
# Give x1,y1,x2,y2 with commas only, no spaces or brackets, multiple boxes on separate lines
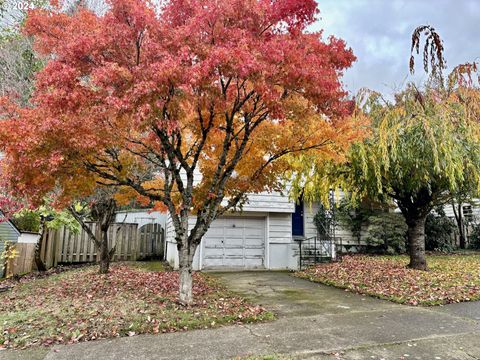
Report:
311,0,480,96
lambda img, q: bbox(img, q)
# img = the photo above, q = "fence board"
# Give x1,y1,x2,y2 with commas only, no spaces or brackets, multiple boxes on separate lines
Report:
87,223,95,262
10,243,36,275
35,222,163,268
73,231,79,262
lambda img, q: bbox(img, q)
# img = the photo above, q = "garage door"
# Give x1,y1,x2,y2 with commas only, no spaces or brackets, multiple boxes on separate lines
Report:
202,217,265,269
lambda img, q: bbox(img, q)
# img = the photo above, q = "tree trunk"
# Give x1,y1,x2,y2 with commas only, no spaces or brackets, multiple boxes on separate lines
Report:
34,219,47,271
98,228,110,274
457,203,466,249
69,196,117,275
178,245,196,305
452,201,466,249
34,241,47,271
406,215,428,270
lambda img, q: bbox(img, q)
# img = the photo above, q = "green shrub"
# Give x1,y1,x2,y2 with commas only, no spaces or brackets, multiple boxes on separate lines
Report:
364,213,408,255
334,199,407,255
12,210,41,233
469,222,480,250
425,208,456,252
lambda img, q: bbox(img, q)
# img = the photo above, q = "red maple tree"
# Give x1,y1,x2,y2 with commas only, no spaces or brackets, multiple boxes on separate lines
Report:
0,0,361,303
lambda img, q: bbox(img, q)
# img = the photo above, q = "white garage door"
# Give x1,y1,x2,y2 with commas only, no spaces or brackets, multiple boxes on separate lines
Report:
202,217,265,269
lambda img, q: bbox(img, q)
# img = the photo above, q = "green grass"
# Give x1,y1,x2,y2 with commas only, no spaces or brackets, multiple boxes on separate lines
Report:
296,254,480,306
0,263,273,349
235,356,292,360
128,260,171,272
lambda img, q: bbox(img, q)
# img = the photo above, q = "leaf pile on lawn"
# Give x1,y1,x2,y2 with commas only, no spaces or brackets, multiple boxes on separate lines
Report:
0,264,272,349
0,263,90,292
296,255,480,306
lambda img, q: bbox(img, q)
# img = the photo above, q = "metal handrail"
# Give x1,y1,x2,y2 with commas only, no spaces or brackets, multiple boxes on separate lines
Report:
294,236,334,270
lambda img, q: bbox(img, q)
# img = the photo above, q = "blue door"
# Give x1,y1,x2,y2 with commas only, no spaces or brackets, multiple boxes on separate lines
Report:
292,199,304,237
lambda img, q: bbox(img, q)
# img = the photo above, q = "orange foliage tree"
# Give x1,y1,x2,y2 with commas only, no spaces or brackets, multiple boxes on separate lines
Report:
0,0,362,303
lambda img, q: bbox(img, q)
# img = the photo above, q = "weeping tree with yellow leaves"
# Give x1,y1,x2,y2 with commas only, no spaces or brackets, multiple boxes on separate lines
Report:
290,26,480,270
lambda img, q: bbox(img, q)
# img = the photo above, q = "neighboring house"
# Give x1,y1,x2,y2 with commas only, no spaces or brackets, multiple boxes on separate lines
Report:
0,154,21,254
115,209,167,229
165,193,336,271
0,211,21,255
444,202,480,220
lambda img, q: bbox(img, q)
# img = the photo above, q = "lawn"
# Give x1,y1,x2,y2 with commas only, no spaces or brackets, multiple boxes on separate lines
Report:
0,262,273,349
296,255,480,306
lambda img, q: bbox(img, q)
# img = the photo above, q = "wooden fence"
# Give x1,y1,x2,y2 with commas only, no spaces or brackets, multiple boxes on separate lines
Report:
39,222,164,268
3,242,36,277
138,223,164,259
12,243,36,274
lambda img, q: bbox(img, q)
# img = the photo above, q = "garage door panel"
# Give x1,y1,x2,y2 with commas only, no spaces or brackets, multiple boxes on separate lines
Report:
244,250,264,257
245,238,264,246
225,248,244,256
206,227,225,236
204,237,223,248
244,227,263,235
205,247,223,256
225,227,244,236
224,258,244,267
243,258,263,268
205,257,224,267
202,217,265,269
224,238,244,247
205,238,223,245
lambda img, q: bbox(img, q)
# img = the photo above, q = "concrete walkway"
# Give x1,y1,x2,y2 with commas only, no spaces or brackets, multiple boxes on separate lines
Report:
2,272,480,360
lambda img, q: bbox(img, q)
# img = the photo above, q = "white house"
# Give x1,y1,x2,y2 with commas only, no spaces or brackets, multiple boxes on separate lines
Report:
164,192,333,271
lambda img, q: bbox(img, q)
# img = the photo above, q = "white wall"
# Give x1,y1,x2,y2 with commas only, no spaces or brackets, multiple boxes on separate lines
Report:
241,192,295,213
267,212,298,269
304,202,320,239
165,214,201,270
165,214,178,268
185,167,296,213
115,209,167,229
18,232,40,244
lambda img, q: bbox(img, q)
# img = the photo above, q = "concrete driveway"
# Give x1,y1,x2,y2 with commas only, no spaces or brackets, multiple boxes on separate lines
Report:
3,271,480,360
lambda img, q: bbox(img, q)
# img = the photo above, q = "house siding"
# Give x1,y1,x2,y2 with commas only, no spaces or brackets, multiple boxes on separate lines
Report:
187,168,295,213
0,219,20,254
267,212,298,269
165,215,200,269
165,214,178,268
241,192,295,213
444,202,480,219
304,202,320,239
268,212,292,243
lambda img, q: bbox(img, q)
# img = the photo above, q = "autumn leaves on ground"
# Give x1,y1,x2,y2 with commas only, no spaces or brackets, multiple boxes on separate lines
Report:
0,263,273,349
297,255,480,306
4,255,480,350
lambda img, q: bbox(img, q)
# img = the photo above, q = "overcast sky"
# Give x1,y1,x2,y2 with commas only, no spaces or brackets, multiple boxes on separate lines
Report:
312,0,480,97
